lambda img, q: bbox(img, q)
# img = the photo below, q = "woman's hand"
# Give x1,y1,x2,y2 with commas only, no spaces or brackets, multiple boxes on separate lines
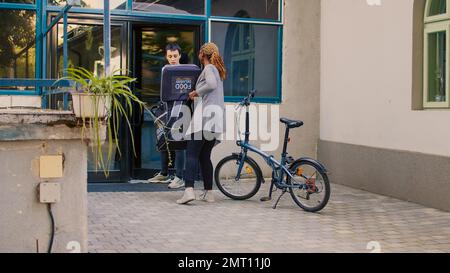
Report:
189,90,199,100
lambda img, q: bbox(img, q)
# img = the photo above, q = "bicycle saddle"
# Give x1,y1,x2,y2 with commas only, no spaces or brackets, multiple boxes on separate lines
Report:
280,118,304,129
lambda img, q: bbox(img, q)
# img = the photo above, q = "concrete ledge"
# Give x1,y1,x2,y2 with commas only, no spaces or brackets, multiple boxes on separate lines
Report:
318,140,450,212
0,109,106,142
0,109,75,125
0,109,78,141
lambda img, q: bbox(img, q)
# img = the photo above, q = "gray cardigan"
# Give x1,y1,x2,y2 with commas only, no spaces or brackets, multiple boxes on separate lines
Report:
187,64,226,137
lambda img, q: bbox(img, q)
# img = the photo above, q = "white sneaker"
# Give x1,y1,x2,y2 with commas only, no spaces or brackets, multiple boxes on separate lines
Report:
197,190,215,203
177,188,196,205
168,177,185,189
147,172,171,183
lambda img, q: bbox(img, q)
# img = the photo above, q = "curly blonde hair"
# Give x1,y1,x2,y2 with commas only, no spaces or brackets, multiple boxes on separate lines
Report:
200,43,227,81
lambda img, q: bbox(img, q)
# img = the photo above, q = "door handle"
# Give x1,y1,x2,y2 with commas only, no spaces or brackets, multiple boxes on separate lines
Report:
131,87,144,127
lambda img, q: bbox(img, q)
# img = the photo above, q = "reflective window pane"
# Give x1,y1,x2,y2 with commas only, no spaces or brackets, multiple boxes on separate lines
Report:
0,10,36,90
48,0,126,10
212,22,279,98
133,0,205,15
54,24,123,172
139,28,196,100
56,24,122,77
212,0,279,20
429,0,447,16
427,31,447,102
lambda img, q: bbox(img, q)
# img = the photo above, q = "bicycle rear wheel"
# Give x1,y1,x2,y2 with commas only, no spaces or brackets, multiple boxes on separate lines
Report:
287,160,330,212
214,154,262,200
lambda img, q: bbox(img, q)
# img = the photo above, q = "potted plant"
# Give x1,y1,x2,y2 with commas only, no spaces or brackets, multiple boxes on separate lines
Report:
57,67,145,177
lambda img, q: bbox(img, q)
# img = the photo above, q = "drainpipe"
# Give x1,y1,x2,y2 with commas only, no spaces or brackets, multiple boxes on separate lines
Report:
103,0,111,76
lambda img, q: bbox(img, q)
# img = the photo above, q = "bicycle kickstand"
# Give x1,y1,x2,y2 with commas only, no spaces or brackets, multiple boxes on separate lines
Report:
272,189,287,210
260,180,276,202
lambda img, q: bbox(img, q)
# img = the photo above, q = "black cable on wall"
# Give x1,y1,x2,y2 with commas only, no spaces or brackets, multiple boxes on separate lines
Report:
47,203,55,253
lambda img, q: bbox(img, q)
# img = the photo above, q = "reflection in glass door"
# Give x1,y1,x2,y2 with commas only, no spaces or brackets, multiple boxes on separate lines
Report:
49,20,125,182
132,24,200,179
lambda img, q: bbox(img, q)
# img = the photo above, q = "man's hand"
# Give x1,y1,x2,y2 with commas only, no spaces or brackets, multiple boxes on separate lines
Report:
189,90,199,100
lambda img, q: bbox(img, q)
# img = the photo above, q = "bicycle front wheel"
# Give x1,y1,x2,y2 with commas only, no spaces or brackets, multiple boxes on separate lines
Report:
214,154,262,200
288,160,331,212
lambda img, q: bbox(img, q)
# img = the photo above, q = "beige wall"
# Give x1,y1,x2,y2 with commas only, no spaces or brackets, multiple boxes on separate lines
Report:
321,0,450,157
0,139,88,253
213,0,321,175
0,110,90,253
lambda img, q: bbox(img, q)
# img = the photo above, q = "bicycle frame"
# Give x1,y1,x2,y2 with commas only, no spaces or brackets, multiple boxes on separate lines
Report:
217,91,331,211
234,104,306,190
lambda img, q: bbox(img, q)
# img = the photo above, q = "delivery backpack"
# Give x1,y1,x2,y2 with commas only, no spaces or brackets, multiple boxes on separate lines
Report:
150,64,201,152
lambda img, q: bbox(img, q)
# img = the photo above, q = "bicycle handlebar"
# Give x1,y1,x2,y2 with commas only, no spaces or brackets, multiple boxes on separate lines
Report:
239,89,257,107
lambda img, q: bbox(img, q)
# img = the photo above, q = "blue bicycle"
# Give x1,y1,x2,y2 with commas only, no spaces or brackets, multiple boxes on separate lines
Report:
214,90,331,212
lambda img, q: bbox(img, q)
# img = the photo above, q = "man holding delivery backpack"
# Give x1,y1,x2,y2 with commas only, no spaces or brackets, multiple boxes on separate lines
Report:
148,43,202,189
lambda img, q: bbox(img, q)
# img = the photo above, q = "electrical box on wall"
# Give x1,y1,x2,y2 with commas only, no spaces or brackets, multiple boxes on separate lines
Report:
39,183,61,204
39,155,63,179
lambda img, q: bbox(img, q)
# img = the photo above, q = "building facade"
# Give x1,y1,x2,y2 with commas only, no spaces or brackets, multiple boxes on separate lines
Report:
2,0,446,212
0,0,321,252
319,0,450,212
0,0,320,183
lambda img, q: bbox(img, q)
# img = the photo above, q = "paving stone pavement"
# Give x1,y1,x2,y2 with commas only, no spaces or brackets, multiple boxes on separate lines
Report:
88,183,450,253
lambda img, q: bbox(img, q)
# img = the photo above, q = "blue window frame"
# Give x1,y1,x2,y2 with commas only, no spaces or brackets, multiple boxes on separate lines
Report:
0,0,283,103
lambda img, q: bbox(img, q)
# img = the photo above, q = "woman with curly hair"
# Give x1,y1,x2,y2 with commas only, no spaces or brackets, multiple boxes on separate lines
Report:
177,43,226,205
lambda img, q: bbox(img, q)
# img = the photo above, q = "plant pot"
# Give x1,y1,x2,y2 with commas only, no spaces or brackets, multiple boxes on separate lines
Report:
71,93,111,119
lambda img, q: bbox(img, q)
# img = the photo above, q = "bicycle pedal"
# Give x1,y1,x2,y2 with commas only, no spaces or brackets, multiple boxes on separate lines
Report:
260,196,272,202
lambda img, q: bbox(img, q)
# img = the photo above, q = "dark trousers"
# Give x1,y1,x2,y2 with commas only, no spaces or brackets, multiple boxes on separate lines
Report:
161,150,201,180
160,150,173,176
185,134,216,190
161,150,185,178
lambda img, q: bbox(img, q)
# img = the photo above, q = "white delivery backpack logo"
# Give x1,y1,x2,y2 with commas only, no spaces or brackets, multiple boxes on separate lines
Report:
173,77,193,93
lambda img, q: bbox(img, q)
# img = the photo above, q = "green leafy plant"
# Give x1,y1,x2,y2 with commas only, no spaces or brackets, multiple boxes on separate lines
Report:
57,67,145,177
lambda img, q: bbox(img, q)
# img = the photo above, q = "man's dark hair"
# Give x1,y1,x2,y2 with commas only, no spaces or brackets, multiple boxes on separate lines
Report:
165,43,182,55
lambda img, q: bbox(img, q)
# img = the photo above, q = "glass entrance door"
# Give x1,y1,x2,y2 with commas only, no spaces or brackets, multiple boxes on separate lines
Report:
131,24,200,179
